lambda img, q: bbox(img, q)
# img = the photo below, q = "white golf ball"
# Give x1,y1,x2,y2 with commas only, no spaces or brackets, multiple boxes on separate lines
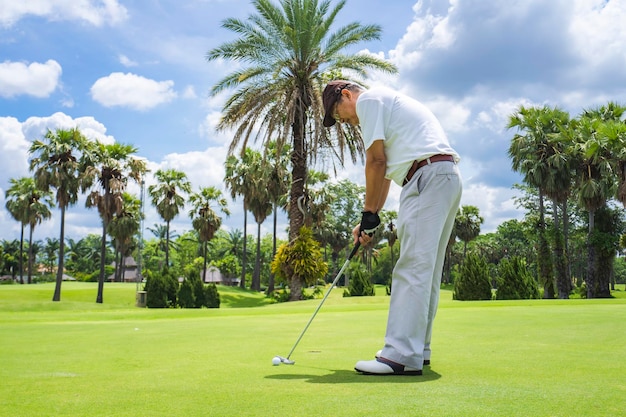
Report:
272,356,281,366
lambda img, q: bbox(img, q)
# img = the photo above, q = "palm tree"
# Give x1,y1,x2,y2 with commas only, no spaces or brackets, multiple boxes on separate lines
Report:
455,205,484,261
189,186,230,283
224,151,255,288
8,177,55,284
43,237,59,274
148,169,192,269
26,240,43,280
207,0,396,300
5,177,31,284
108,193,143,282
29,128,90,301
84,142,147,303
569,103,625,298
245,152,274,291
265,142,291,293
508,106,568,298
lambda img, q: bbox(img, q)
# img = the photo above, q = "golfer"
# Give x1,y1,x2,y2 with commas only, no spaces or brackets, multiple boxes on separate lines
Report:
322,81,462,375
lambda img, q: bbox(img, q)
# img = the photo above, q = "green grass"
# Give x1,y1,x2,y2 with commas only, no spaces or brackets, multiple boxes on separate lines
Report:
1,282,626,417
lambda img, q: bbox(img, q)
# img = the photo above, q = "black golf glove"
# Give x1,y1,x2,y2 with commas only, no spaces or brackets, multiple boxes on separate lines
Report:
359,211,381,236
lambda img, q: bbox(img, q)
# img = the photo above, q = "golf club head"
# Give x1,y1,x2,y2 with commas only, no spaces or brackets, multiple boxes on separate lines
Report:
276,355,295,365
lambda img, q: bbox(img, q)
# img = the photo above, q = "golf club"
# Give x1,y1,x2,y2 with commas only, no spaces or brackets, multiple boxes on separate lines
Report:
275,241,361,365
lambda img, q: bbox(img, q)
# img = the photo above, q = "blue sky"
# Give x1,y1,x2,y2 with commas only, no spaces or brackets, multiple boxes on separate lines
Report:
1,0,625,244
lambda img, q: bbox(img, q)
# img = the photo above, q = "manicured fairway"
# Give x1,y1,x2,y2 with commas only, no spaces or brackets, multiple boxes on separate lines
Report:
1,283,625,417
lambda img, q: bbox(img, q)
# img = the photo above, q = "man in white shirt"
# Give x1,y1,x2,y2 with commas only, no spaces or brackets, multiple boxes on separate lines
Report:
322,80,462,375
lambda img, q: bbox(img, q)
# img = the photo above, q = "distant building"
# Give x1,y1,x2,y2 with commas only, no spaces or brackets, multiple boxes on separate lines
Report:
199,265,239,286
109,256,140,282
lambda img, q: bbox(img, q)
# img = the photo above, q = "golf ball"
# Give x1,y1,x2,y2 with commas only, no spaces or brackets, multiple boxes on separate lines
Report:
272,356,281,366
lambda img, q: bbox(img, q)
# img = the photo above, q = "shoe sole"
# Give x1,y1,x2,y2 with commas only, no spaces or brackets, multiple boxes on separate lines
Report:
355,368,423,376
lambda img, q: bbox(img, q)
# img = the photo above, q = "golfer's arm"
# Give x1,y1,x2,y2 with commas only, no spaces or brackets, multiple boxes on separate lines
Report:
363,139,389,213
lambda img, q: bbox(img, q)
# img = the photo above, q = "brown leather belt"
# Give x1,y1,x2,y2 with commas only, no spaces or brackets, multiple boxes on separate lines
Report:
403,154,455,186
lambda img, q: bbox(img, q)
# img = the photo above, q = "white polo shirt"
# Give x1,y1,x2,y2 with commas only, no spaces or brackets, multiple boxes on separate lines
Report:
356,86,459,186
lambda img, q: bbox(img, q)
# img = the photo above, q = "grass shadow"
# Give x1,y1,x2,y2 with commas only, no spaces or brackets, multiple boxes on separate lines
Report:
266,367,442,384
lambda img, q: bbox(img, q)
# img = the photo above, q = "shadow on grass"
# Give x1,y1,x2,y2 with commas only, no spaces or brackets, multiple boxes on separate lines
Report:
266,367,442,384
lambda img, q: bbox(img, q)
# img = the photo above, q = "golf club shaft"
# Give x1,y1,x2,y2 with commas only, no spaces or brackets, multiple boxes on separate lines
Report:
286,242,360,360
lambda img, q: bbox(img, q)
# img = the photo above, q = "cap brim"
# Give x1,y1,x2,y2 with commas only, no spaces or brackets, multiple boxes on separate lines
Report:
323,113,336,128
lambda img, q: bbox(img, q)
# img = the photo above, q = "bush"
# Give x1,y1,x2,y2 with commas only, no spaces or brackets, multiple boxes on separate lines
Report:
454,253,492,301
496,257,539,300
204,283,220,308
144,269,179,308
271,227,329,287
343,263,375,297
193,279,206,308
178,279,195,308
144,272,168,308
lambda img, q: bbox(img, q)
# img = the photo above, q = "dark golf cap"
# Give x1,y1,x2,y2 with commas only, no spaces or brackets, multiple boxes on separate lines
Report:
322,80,351,128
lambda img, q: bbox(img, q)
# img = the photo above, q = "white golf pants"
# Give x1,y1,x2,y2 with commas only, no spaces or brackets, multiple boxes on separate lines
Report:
380,160,462,369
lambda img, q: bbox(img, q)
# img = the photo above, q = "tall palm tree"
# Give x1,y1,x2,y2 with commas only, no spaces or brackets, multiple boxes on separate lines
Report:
189,186,230,283
245,152,274,291
108,193,143,282
224,151,255,288
508,106,567,298
84,142,147,303
43,237,59,274
5,177,31,284
455,205,484,261
29,128,90,301
265,142,291,293
9,177,55,284
148,169,192,269
207,0,396,300
569,103,625,298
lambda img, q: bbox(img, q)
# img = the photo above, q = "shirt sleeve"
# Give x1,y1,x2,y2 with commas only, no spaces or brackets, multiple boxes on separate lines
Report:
357,95,387,150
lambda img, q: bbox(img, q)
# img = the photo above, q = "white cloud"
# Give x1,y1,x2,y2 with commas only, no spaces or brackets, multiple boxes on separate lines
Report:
0,60,62,98
119,54,138,67
0,0,128,28
0,116,30,178
461,183,522,233
21,112,115,144
90,72,177,110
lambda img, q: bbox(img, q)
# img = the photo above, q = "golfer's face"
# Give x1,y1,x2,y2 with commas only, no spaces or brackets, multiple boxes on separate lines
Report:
333,96,358,126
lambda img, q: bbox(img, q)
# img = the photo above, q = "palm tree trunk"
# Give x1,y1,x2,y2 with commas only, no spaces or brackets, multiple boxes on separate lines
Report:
165,220,170,268
27,225,34,284
552,200,569,299
538,191,555,298
586,209,597,298
240,208,247,289
268,205,277,293
562,200,572,293
287,105,307,300
53,206,66,302
96,224,107,303
19,224,24,284
252,222,262,291
202,241,208,283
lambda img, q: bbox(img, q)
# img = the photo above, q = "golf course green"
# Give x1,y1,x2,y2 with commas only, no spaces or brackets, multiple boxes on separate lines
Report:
1,282,625,416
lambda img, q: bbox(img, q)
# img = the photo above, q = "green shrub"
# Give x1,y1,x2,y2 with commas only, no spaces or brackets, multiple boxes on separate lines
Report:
271,227,329,287
163,269,179,308
454,253,492,301
204,283,220,308
343,263,375,297
178,279,195,308
193,279,206,308
144,272,168,308
496,257,539,300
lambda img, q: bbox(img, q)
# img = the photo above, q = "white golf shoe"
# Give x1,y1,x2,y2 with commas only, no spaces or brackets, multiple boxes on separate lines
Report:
355,357,422,376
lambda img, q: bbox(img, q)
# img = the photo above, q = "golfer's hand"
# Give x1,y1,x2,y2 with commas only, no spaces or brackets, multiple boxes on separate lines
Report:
353,211,380,246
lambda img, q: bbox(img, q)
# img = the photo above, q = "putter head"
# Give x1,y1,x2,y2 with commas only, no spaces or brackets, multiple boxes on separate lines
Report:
277,355,295,365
